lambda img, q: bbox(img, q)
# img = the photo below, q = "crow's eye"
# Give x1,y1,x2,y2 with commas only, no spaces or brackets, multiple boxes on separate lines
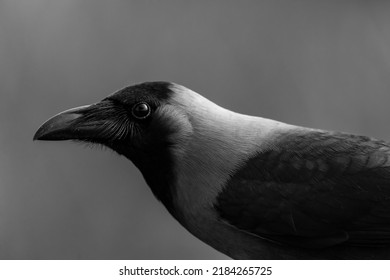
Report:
132,102,151,119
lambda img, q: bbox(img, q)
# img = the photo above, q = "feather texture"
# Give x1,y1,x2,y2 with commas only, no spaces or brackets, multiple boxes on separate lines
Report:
215,129,390,249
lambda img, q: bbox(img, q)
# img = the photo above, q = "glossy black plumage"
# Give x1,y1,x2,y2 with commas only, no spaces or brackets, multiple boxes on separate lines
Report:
216,130,390,250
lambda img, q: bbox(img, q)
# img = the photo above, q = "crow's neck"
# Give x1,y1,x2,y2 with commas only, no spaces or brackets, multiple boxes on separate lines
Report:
117,144,178,217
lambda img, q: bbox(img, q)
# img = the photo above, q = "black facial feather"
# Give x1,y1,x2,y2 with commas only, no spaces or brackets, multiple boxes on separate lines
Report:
78,81,175,145
73,83,179,215
104,81,173,106
71,100,133,143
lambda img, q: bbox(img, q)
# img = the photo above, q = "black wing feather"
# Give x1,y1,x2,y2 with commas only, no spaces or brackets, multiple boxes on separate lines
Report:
215,130,390,249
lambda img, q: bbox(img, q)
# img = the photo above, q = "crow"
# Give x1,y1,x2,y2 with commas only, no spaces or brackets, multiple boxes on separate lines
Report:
34,81,390,259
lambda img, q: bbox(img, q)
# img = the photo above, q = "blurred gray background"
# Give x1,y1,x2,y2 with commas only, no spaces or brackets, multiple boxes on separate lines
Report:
1,0,390,259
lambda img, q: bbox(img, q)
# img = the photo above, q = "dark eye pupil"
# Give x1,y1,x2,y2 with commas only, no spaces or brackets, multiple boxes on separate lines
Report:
132,102,150,119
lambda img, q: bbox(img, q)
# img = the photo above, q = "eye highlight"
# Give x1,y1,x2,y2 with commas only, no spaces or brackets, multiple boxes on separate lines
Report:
132,102,151,119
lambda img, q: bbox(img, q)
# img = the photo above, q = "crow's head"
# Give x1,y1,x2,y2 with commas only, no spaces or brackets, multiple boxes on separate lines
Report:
33,81,224,211
35,82,196,161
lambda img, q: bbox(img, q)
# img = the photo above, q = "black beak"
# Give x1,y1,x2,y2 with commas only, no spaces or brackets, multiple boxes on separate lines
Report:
34,104,93,141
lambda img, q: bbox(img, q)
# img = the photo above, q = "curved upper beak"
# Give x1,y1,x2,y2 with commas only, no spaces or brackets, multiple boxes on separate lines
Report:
33,105,92,141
